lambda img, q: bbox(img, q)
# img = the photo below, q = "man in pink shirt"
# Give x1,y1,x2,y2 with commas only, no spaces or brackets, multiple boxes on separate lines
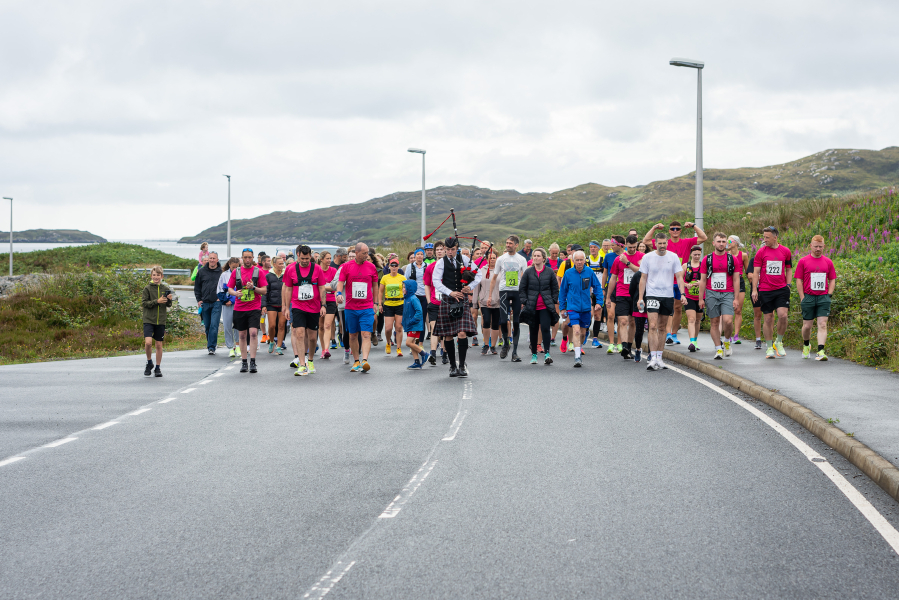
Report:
227,248,269,373
752,226,793,359
336,242,381,372
795,234,837,361
282,245,327,376
643,220,708,344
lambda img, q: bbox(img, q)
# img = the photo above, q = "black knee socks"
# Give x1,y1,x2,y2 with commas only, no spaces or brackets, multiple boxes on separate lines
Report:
634,317,646,350
445,338,457,368
592,321,601,337
458,337,468,367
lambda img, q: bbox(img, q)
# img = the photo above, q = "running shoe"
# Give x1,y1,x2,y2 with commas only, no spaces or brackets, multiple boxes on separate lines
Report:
536,344,543,353
362,359,371,372
657,359,668,369
229,347,237,357
544,353,553,365
550,339,557,347
208,348,216,355
511,353,521,363
323,350,331,360
774,341,786,357
344,350,350,364
802,345,811,359
646,358,656,371
491,347,498,355
560,338,568,354
144,361,153,376
665,335,674,345
592,338,601,348
633,350,641,363
616,344,624,353
621,348,633,360
442,353,449,365
371,335,378,347
385,343,392,355
307,361,315,374
714,349,724,360
815,349,828,361
249,359,257,373
378,333,383,342
724,341,732,357
671,335,681,345
240,361,248,373
429,353,438,365
755,339,763,350
766,347,775,359
500,345,509,359
407,360,422,370
276,347,284,356
396,349,403,357
290,358,300,368
498,338,504,347
449,367,459,377
351,361,362,372
154,366,162,377
688,343,696,353
261,335,268,344
330,341,338,350
481,345,489,356
734,336,742,345
268,341,274,354
281,343,287,350
472,336,479,347
573,357,583,368
458,365,469,378
606,344,614,355
530,354,538,364
294,365,309,376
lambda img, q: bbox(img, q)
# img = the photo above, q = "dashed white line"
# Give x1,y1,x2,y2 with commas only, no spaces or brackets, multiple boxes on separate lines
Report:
199,380,213,385
212,373,225,377
442,410,469,441
92,421,119,430
181,388,196,394
668,364,899,556
159,398,176,404
42,437,77,448
302,560,356,600
128,408,152,416
379,459,438,519
0,456,26,467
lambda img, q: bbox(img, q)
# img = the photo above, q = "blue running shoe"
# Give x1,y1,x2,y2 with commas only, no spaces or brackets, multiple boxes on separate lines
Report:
592,338,602,349
407,360,423,370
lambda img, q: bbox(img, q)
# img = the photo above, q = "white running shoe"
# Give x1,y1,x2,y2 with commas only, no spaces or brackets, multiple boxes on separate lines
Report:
657,358,668,369
646,357,657,371
724,341,732,357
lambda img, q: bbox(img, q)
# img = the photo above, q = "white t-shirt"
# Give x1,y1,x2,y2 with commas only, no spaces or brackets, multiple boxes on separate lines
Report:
639,251,684,298
494,253,529,291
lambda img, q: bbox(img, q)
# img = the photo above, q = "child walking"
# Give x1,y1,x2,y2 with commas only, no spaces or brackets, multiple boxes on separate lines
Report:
141,266,173,377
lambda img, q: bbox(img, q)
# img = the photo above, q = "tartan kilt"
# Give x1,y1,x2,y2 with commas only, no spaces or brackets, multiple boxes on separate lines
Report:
435,295,477,337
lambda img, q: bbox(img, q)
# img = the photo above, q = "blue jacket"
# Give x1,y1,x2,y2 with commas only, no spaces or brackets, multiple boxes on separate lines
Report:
402,280,424,333
559,265,603,313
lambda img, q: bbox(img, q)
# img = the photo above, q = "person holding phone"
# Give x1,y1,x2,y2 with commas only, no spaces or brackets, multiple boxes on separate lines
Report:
141,266,173,377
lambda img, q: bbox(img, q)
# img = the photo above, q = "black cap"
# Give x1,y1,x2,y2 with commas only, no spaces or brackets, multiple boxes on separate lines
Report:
444,236,458,248
570,244,583,252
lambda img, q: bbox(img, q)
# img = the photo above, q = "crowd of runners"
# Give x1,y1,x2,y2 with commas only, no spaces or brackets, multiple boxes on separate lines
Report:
144,221,837,377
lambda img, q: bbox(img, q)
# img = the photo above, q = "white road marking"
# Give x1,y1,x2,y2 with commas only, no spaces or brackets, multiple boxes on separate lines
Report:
442,410,469,441
128,408,152,416
379,459,438,518
92,421,119,430
181,388,196,394
301,561,356,600
159,398,176,404
42,437,77,448
0,456,26,467
199,380,213,385
224,366,236,371
213,373,225,377
668,364,899,556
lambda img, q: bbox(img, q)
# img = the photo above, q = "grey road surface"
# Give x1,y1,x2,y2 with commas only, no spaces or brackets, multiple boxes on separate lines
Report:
1,342,898,599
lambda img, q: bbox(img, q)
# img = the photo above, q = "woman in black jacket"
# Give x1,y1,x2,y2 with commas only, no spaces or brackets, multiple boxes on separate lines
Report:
265,256,286,355
520,247,560,365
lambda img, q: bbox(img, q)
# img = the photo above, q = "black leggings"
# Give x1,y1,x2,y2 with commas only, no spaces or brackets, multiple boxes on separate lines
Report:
529,309,552,354
634,316,646,350
481,307,501,330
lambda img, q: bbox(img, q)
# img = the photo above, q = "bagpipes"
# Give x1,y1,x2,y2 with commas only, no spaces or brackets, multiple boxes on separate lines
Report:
424,208,489,285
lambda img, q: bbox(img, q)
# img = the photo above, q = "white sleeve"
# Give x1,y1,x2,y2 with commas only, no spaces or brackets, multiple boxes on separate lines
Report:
433,259,451,297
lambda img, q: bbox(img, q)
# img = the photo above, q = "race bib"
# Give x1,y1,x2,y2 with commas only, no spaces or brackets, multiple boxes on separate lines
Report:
766,261,783,276
689,284,700,297
710,272,727,291
623,270,634,285
504,270,519,288
386,283,402,299
810,272,826,291
351,281,368,299
647,298,660,310
239,288,255,302
298,284,314,301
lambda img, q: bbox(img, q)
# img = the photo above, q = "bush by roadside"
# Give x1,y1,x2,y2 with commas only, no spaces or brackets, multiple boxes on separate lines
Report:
0,242,196,276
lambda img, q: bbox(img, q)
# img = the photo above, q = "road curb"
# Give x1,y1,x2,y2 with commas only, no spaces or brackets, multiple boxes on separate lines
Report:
594,332,899,502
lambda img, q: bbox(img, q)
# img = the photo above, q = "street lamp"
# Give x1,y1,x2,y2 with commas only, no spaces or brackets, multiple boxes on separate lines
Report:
3,197,11,276
223,175,231,258
670,57,705,230
408,148,426,243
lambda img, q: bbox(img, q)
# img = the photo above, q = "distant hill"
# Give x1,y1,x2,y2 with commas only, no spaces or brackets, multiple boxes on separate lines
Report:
180,147,899,245
0,229,107,243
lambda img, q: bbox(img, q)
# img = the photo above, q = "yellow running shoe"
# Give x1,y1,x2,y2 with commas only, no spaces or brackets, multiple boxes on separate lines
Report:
386,343,392,355
802,345,811,359
815,349,828,361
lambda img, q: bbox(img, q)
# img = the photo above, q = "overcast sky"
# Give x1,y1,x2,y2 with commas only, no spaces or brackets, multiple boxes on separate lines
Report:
1,0,896,239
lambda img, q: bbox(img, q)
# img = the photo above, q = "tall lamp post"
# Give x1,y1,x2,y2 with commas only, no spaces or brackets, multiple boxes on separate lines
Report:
3,197,11,276
407,148,426,243
670,57,705,230
223,175,231,258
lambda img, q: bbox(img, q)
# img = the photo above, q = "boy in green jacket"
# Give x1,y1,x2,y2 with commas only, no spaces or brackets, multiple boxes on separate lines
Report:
142,266,173,377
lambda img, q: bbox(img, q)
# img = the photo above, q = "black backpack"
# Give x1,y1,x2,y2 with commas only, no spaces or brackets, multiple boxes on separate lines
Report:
704,253,735,278
234,267,260,290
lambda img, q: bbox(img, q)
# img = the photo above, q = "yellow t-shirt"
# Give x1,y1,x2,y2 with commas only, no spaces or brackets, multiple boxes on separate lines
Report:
381,273,407,306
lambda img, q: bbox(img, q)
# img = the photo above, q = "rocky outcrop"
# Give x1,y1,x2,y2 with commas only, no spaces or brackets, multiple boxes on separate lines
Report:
0,274,53,299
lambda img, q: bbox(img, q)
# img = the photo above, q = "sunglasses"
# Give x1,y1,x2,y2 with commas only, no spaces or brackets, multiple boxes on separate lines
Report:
669,227,681,231
242,247,253,253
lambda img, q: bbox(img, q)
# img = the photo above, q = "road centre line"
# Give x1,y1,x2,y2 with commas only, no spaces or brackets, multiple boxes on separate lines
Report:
181,388,196,394
159,398,176,404
379,460,438,519
442,410,469,441
212,373,225,377
127,408,152,416
0,456,26,467
42,437,77,448
668,364,899,556
92,421,120,430
301,561,356,600
199,380,213,385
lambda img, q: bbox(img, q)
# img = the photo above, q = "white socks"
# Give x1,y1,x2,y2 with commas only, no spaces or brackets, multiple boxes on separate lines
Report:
574,347,582,358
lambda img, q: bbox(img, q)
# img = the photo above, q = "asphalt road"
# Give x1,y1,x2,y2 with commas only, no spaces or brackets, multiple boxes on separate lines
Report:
2,334,898,599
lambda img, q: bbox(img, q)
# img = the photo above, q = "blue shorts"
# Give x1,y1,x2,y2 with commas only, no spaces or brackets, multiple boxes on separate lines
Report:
344,308,375,334
568,310,592,328
673,285,682,300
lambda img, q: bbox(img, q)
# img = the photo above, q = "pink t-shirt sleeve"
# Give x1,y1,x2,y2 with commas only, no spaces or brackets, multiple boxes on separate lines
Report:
228,270,237,289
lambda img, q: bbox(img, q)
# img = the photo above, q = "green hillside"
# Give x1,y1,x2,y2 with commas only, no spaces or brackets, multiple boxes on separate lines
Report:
0,242,196,275
0,229,107,243
180,147,899,245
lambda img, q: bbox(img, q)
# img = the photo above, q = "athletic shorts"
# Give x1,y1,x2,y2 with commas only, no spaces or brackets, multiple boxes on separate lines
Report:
739,276,746,294
233,309,262,332
751,287,763,309
344,308,375,334
266,305,282,313
407,330,423,339
705,290,734,318
567,310,592,328
614,295,634,318
427,302,441,322
672,285,682,300
801,294,831,320
759,286,790,315
685,297,703,313
607,290,617,304
143,323,165,341
481,307,500,329
382,303,403,318
291,308,320,331
326,301,338,315
645,296,674,316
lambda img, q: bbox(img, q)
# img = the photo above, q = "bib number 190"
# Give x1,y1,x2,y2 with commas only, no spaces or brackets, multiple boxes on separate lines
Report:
810,272,826,291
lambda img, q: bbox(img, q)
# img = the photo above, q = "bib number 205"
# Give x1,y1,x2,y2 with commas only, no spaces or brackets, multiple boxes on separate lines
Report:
710,272,727,290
